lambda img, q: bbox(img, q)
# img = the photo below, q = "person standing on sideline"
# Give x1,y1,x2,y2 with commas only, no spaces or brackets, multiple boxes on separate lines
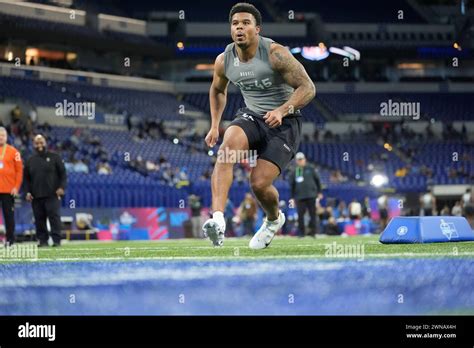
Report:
420,188,436,216
377,194,389,232
289,152,322,237
451,201,463,217
24,135,67,247
188,194,203,238
462,187,472,212
0,127,23,246
238,193,258,236
349,198,362,220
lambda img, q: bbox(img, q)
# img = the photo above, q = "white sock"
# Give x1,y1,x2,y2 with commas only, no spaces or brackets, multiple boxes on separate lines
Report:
213,211,225,223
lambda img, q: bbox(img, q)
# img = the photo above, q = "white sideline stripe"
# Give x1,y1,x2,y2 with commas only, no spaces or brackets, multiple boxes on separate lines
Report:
38,244,325,251
37,242,384,252
1,251,474,262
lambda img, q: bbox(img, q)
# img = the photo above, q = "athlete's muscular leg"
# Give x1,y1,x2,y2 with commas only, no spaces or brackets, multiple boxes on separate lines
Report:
211,126,249,213
250,159,280,221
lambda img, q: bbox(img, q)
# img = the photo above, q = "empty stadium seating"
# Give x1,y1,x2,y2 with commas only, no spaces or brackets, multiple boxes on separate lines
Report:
0,76,198,121
318,93,474,121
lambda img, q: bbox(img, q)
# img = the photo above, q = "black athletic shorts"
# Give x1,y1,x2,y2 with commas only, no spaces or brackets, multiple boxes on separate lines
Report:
229,108,302,173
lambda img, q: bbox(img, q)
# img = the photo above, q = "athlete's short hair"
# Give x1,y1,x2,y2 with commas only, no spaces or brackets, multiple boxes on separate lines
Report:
229,2,262,26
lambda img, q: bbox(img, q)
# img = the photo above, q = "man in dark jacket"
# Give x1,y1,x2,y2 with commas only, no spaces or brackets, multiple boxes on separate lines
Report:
24,135,67,247
289,152,322,237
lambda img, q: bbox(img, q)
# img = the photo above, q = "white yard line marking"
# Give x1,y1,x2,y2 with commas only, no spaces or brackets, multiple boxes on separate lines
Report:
36,242,384,252
1,251,474,262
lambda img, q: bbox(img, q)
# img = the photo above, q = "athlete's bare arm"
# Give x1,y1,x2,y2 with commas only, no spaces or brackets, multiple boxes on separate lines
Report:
264,43,316,127
205,53,230,147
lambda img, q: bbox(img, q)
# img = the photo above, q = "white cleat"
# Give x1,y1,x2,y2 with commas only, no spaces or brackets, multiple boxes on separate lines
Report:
249,210,285,250
202,218,225,247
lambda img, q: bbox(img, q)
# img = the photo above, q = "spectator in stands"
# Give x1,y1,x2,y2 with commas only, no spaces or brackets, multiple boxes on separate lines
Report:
377,194,389,232
23,118,34,141
234,165,246,184
10,105,22,125
420,188,436,216
176,167,190,189
144,159,158,172
64,155,75,173
73,159,89,174
76,213,94,231
323,217,340,236
158,155,170,169
188,194,203,238
70,129,82,148
440,204,450,216
329,170,347,183
238,193,257,236
349,198,362,220
24,134,67,247
462,188,472,210
0,127,23,246
28,107,38,126
395,167,407,177
97,162,112,175
129,156,148,176
336,201,349,221
161,167,174,185
320,206,333,222
362,196,371,218
289,152,322,237
451,201,463,217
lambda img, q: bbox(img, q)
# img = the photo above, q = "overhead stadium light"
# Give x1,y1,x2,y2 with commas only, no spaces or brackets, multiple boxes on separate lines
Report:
370,173,388,188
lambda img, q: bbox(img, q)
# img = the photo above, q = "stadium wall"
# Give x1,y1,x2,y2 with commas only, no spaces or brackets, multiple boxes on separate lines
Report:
0,0,86,25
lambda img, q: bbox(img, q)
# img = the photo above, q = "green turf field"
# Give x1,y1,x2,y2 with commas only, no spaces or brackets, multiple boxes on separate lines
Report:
2,235,474,263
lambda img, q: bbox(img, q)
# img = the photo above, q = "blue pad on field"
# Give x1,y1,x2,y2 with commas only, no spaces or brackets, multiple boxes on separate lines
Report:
380,216,474,244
